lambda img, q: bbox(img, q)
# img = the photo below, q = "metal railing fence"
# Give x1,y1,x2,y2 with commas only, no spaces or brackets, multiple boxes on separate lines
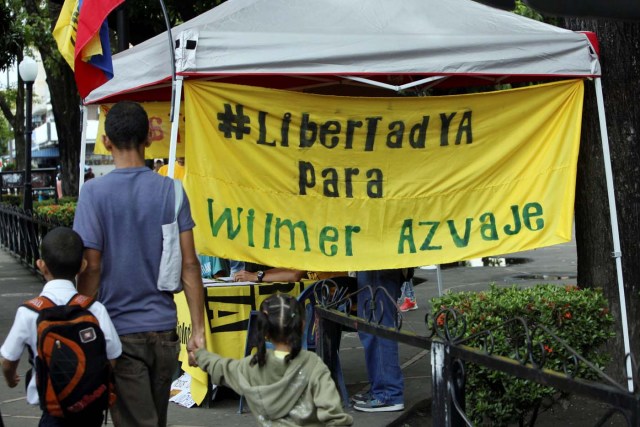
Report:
312,280,640,427
0,203,63,274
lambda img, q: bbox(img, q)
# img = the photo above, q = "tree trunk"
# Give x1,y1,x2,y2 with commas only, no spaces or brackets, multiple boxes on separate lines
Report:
566,18,640,381
24,0,81,197
46,65,81,197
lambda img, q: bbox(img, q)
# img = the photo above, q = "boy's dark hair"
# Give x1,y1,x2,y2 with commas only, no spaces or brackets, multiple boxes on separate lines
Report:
40,227,84,281
250,294,305,367
104,101,149,150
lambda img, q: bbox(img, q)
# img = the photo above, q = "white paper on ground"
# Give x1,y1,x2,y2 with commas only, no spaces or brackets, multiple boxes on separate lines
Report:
170,372,196,408
169,372,218,408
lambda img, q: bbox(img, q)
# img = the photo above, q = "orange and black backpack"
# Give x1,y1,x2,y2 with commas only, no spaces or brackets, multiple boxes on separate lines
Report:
22,294,115,420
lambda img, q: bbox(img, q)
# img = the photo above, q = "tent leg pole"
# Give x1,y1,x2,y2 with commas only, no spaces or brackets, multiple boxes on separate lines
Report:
78,105,88,191
436,264,444,297
594,77,634,392
168,76,184,178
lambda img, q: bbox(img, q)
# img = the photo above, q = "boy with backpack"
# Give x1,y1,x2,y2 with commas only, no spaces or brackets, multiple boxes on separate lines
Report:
1,227,122,426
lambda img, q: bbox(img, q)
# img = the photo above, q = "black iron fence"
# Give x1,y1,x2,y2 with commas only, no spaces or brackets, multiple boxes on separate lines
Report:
313,280,640,426
0,203,63,274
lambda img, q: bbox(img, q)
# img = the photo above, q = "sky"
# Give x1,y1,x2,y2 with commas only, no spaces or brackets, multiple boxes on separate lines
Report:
0,63,18,90
1,57,51,109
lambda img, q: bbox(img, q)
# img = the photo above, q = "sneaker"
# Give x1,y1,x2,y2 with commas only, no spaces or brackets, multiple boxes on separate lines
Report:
353,398,405,412
351,391,371,405
399,297,418,312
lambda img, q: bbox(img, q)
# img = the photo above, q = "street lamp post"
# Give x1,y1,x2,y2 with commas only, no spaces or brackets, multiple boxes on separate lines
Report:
18,57,38,213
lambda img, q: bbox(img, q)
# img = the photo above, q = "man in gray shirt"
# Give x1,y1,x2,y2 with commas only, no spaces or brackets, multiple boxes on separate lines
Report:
74,101,205,427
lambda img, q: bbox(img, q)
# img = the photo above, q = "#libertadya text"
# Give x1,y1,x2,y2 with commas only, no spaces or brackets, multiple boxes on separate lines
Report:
217,103,473,198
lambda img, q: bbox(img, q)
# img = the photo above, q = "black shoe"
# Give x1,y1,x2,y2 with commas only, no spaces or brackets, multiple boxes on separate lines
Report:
353,398,405,412
350,391,371,405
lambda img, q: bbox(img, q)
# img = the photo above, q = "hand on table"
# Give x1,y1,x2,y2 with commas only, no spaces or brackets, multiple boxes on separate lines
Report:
232,270,258,282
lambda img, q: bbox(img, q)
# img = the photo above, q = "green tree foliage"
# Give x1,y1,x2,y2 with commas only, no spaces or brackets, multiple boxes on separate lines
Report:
19,0,227,196
513,0,543,20
0,1,24,70
111,0,224,45
0,1,26,169
0,112,12,154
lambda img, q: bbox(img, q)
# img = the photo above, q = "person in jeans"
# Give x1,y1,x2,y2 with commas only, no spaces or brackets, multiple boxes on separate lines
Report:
398,275,418,312
73,101,205,427
352,269,405,412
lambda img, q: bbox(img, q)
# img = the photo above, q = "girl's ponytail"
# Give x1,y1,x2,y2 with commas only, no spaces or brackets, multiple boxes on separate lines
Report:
251,293,306,366
249,310,270,367
284,300,304,363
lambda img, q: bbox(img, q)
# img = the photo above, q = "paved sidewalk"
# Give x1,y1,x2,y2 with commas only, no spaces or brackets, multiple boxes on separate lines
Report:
0,242,577,426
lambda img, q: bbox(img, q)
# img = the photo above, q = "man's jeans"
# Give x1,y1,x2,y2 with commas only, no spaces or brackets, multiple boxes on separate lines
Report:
110,330,179,427
356,270,405,405
39,411,103,427
400,278,416,301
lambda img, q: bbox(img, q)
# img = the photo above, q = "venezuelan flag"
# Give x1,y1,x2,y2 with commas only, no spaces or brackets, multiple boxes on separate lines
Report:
52,0,123,98
52,0,79,70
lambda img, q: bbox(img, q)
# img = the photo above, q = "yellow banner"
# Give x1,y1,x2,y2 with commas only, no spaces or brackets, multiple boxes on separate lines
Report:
184,80,583,271
175,282,307,404
94,103,185,159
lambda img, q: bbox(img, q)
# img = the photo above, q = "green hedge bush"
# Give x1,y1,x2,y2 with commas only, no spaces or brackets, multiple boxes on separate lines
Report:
0,197,78,226
0,194,22,206
34,202,77,227
431,284,614,426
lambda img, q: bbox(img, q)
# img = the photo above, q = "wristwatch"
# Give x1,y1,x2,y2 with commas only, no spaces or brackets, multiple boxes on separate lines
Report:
256,271,265,283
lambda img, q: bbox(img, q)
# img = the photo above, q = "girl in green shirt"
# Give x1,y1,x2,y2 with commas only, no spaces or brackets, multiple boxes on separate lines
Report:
193,294,353,426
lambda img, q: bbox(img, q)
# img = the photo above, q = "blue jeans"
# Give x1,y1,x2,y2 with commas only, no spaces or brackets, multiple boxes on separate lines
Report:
356,270,404,405
400,278,416,301
110,330,180,427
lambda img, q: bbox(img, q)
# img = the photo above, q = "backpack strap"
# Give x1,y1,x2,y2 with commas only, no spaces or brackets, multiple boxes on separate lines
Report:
67,293,96,310
22,296,56,313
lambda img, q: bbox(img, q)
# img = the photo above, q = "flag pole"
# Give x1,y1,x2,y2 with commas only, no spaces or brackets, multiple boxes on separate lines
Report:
158,0,178,178
158,0,176,122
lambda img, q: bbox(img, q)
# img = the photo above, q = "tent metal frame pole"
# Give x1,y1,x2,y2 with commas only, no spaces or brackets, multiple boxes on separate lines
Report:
167,76,183,178
78,105,88,191
594,77,634,392
398,76,445,91
338,75,399,91
338,75,445,92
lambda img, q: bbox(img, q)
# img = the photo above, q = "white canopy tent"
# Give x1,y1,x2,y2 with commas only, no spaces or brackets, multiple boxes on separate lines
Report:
82,0,631,390
85,0,600,104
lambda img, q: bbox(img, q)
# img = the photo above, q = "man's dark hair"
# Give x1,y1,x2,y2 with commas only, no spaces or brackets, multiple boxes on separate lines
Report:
104,101,149,150
40,227,84,281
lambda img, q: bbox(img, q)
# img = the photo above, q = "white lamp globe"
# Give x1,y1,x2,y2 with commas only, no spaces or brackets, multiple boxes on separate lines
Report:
18,57,38,83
